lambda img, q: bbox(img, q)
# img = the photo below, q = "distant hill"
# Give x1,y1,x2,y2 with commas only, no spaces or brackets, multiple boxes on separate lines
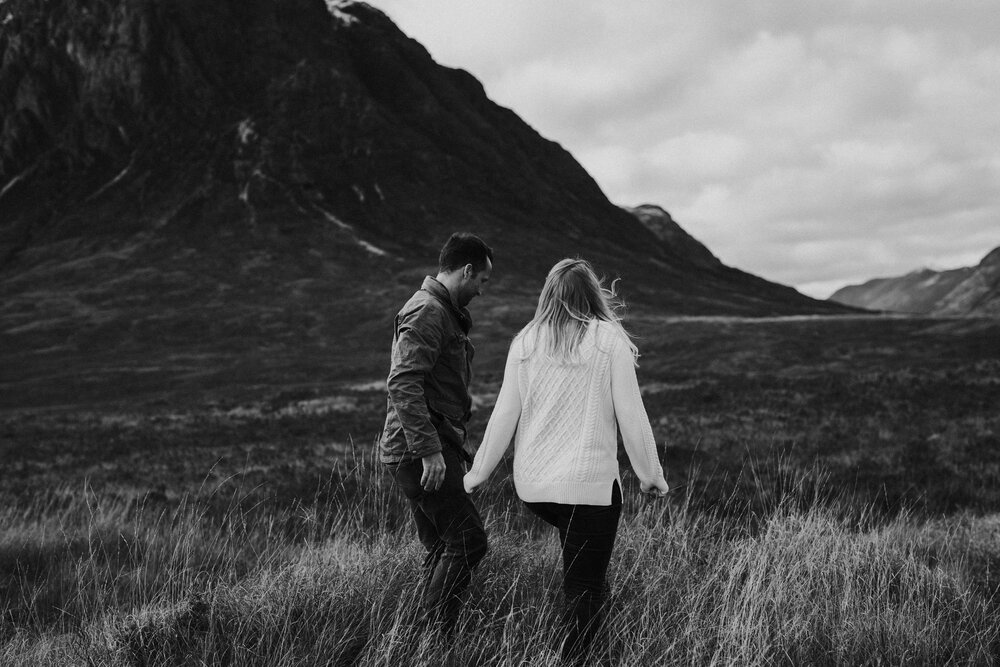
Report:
0,0,853,409
830,247,1000,316
934,248,1000,317
829,267,975,314
623,204,721,270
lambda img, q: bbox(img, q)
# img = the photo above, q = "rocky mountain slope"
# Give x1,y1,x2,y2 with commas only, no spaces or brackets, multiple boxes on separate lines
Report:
830,247,1000,316
624,204,721,270
829,267,975,314
934,248,1000,317
0,0,853,409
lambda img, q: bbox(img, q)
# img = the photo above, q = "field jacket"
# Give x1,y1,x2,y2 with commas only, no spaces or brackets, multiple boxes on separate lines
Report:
380,277,475,464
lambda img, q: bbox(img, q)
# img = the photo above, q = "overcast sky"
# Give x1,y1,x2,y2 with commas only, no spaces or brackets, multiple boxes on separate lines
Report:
364,0,1000,297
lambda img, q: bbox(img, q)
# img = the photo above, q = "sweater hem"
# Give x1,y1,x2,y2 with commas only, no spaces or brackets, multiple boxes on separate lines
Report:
516,478,620,506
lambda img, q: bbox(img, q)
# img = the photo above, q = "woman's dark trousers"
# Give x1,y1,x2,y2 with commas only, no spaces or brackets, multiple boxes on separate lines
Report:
525,481,622,665
386,446,488,633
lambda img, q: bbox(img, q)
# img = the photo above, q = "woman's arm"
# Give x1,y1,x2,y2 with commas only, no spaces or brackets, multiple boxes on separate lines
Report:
610,335,669,495
464,341,523,492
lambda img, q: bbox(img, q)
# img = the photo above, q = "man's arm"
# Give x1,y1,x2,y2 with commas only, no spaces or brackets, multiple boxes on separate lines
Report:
387,305,448,490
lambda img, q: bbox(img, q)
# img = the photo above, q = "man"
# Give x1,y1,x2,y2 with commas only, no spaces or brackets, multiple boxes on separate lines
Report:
380,232,493,633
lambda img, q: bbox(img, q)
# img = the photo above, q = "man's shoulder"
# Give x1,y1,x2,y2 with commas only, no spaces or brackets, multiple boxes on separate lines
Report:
400,288,446,315
398,289,449,330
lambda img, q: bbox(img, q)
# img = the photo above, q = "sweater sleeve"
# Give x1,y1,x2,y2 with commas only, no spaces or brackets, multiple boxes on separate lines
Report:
464,339,522,491
610,334,667,489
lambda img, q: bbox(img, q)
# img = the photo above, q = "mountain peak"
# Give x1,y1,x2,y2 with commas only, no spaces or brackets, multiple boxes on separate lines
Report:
631,203,672,217
979,246,1000,267
623,204,720,269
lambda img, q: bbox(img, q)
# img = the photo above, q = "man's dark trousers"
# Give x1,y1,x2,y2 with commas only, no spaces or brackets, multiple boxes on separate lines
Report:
386,446,488,631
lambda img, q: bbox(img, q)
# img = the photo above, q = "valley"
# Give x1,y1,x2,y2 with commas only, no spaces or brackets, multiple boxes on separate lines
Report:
4,314,997,518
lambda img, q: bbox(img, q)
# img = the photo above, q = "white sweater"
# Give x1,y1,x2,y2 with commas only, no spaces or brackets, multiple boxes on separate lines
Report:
464,320,667,505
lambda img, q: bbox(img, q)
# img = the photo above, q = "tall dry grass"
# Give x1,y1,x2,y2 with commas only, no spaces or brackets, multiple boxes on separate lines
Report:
1,445,998,666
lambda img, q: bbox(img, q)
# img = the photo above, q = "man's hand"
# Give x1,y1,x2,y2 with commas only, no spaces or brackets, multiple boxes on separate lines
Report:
641,478,670,497
420,452,447,492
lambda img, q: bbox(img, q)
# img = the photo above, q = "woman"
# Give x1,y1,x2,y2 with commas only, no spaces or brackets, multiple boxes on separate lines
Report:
464,258,669,664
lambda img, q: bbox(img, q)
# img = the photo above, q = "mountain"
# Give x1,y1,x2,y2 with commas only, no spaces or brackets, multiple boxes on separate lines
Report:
621,203,838,315
0,0,853,409
829,267,975,314
829,247,1000,317
624,204,720,270
933,248,1000,317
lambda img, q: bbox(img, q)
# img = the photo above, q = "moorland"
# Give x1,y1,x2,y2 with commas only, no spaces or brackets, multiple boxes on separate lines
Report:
4,0,1000,661
2,313,999,664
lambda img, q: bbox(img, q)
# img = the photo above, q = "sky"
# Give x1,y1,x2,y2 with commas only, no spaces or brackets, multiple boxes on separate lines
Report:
362,0,1000,298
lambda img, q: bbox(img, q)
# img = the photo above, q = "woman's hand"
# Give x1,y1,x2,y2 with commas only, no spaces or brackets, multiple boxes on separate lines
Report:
640,478,670,497
463,473,481,494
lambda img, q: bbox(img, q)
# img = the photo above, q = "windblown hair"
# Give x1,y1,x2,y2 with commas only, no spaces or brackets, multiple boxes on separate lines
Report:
520,258,638,364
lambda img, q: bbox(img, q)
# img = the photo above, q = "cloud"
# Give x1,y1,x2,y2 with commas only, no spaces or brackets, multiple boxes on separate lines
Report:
366,0,1000,295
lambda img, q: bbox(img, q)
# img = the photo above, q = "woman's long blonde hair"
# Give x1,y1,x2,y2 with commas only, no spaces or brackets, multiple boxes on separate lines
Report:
520,258,638,364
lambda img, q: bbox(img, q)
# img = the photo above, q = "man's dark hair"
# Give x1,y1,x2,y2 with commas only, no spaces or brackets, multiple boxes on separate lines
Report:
439,232,493,273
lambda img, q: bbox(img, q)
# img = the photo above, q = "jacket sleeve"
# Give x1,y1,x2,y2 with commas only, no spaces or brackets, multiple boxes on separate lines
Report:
464,339,522,490
386,304,445,458
610,334,667,489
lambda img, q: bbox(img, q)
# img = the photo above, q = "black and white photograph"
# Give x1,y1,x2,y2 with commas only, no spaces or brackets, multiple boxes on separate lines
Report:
2,0,999,664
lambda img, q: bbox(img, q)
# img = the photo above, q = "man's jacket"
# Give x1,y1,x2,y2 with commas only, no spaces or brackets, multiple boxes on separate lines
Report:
380,276,475,464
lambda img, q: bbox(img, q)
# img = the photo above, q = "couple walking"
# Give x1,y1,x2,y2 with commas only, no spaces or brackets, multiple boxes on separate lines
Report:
380,233,669,664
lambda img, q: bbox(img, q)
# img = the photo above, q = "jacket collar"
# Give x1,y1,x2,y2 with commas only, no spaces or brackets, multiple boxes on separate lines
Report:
421,276,472,333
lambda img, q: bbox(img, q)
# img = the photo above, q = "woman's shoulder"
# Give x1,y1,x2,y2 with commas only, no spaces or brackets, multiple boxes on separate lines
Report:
594,320,639,363
513,325,534,343
593,319,628,343
511,325,538,355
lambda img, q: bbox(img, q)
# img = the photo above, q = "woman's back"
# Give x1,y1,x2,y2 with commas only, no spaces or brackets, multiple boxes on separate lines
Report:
464,257,667,506
508,320,643,504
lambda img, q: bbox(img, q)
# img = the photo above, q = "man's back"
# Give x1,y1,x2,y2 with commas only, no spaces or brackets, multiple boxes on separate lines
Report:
380,276,474,464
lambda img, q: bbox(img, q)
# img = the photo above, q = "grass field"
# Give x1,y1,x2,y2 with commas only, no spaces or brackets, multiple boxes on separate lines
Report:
2,315,999,664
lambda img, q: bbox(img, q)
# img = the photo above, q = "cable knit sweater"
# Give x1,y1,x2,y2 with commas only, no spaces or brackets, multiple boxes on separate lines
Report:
464,319,667,506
